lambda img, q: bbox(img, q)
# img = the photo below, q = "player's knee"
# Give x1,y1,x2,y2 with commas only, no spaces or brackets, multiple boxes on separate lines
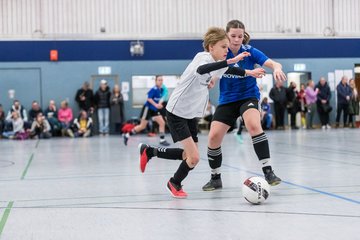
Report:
247,123,262,136
188,154,200,166
208,131,221,146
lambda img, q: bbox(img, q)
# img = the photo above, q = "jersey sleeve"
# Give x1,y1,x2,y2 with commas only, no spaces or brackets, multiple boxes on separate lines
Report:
147,88,155,99
249,46,269,66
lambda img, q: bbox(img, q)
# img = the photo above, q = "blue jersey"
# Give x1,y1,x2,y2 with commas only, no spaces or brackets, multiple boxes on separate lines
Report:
219,45,269,105
145,86,163,111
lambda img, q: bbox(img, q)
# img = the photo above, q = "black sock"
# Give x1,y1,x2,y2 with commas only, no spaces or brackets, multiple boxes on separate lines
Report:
252,132,273,174
159,132,165,141
171,160,193,185
207,147,222,175
153,147,183,160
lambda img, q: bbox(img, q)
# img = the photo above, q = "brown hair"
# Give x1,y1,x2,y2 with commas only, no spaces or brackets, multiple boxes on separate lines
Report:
203,27,228,51
226,20,250,45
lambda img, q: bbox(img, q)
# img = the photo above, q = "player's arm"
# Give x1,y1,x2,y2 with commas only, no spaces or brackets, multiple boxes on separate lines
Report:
263,59,286,82
147,98,162,109
197,52,251,75
225,67,266,78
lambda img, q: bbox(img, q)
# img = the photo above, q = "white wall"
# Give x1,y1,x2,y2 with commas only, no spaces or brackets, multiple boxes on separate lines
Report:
0,0,359,39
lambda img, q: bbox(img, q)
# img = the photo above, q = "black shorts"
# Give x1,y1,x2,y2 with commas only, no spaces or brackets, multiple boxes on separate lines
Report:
212,98,259,127
139,105,161,121
166,110,198,143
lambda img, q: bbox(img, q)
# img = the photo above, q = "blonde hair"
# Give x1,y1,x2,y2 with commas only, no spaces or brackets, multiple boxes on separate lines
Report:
203,27,228,51
226,20,250,45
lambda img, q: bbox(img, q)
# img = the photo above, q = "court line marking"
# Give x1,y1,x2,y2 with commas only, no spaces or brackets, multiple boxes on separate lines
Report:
0,201,14,235
7,205,359,219
20,153,34,180
220,162,360,205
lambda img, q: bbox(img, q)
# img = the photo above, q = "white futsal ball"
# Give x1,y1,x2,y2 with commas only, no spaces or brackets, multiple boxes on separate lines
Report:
242,176,270,204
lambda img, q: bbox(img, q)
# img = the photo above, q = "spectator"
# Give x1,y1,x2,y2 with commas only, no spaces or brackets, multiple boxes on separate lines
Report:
261,97,273,130
316,77,332,129
75,81,94,112
286,82,299,129
269,81,287,129
58,100,74,137
2,111,25,139
348,79,359,128
70,110,93,138
28,101,43,122
110,84,125,134
44,100,62,136
29,112,52,139
95,79,111,135
5,99,29,129
297,83,307,129
335,76,352,128
0,104,5,136
305,80,319,129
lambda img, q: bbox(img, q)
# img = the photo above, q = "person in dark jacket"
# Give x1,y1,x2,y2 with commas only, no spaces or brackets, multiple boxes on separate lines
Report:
28,101,43,123
316,77,332,129
95,79,111,135
75,81,94,113
110,84,125,134
286,81,299,129
269,81,287,129
335,76,352,127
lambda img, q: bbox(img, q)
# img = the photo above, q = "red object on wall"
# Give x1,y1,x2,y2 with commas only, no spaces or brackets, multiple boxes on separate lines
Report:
50,50,58,61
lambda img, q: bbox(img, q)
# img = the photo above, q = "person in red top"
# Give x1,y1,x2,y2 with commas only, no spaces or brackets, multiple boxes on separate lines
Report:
297,83,307,129
58,100,74,137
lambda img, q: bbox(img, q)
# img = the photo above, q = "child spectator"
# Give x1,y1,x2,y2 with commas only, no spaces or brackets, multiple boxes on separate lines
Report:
29,113,52,139
58,100,74,137
2,111,25,139
70,110,93,138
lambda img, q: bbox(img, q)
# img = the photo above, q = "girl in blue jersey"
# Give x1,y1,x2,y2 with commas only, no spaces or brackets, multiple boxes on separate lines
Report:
203,20,286,191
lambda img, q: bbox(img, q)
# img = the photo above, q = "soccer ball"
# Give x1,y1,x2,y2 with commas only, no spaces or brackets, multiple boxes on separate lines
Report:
242,176,270,204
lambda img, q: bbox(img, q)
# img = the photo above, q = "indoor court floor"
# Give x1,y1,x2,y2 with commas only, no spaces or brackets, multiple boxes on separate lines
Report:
0,129,359,240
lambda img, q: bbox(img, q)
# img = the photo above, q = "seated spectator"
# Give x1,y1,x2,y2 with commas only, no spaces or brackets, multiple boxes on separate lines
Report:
261,97,273,130
44,100,62,136
75,81,94,113
69,110,93,138
28,101,43,123
0,104,5,137
2,111,25,139
110,84,124,134
29,113,52,139
58,100,74,137
5,99,29,129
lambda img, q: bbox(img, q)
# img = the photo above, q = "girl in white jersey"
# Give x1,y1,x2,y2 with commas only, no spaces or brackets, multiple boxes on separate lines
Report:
138,27,265,198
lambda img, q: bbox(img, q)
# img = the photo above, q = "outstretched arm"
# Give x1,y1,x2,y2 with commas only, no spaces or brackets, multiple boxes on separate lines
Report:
263,59,286,82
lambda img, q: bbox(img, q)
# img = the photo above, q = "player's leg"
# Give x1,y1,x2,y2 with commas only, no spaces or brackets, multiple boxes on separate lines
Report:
153,115,170,146
242,104,281,186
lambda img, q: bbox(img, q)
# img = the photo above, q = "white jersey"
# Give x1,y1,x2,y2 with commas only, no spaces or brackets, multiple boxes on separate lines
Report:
166,52,228,119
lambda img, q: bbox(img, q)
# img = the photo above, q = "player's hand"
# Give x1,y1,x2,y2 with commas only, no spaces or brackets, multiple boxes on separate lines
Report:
156,104,163,109
227,52,251,65
273,68,286,82
246,68,266,78
208,79,215,89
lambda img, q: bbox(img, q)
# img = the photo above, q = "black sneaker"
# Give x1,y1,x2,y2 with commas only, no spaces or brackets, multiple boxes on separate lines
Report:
265,170,282,186
159,140,170,146
123,133,130,146
202,174,223,191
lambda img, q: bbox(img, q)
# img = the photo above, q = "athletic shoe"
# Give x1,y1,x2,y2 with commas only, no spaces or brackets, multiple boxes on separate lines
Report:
166,180,187,198
138,143,151,173
234,132,243,144
264,170,282,186
123,133,130,146
322,125,326,130
159,140,170,146
202,175,223,191
326,124,331,129
67,129,75,138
